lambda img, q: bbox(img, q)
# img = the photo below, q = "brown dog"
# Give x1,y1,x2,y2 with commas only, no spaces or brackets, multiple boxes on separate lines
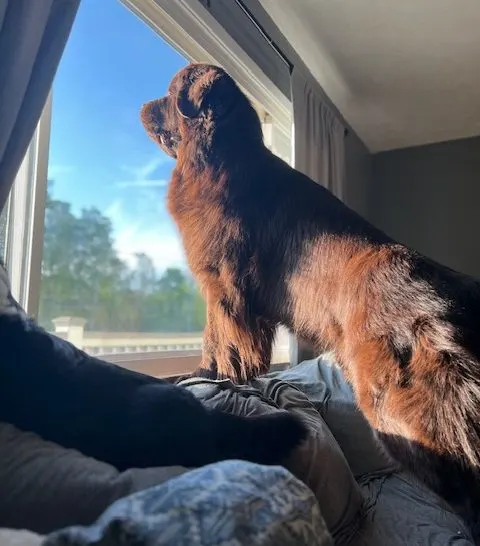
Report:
141,63,480,538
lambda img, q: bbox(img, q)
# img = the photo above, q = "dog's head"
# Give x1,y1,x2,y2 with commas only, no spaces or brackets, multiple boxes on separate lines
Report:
140,63,262,159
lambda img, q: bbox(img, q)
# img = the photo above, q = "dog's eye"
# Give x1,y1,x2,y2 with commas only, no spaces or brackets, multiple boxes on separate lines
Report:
159,133,175,149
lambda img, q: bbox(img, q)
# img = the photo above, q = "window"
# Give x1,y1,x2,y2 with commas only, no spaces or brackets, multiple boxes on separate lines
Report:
39,0,198,377
11,0,293,377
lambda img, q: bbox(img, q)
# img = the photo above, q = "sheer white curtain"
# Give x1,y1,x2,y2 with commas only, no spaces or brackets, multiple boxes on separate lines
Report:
289,66,346,365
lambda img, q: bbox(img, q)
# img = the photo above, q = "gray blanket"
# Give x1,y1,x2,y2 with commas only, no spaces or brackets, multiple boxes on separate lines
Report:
180,373,364,545
0,356,474,545
181,357,474,545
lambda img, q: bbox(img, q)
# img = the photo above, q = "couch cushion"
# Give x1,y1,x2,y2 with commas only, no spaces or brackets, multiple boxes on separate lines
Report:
0,422,187,534
181,376,364,545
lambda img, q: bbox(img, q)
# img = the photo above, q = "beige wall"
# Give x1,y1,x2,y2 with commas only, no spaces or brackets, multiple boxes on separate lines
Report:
372,135,480,279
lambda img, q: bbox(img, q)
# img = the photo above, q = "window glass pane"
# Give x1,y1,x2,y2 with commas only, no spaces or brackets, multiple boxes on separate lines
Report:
40,0,289,373
39,0,200,370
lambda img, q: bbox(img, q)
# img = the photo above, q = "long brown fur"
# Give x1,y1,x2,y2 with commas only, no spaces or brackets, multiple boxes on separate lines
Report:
141,63,480,540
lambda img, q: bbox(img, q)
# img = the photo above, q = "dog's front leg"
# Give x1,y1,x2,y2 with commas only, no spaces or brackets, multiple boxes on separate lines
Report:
196,289,275,382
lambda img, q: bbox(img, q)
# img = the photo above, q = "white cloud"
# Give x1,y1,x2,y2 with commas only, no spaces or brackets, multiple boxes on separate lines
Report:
116,179,168,189
105,199,124,224
115,224,186,272
104,198,185,272
123,155,172,179
106,152,180,272
116,155,173,189
48,163,75,179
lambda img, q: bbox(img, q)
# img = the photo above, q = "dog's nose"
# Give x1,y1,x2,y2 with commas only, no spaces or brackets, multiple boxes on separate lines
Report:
140,99,163,133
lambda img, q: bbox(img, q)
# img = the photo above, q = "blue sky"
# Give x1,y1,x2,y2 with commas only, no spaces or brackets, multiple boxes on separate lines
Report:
48,0,188,271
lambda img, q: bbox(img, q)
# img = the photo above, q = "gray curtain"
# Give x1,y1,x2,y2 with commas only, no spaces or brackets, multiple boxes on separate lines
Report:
289,65,346,365
291,66,346,199
0,0,80,211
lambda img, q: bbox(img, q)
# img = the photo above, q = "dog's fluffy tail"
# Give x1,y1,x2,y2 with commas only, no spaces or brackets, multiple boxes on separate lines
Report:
446,360,480,469
381,328,480,539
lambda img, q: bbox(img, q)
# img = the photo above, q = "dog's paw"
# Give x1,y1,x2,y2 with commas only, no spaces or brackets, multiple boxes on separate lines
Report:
242,411,309,466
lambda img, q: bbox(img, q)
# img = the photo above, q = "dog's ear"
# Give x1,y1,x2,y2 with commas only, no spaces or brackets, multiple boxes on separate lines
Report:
176,66,236,120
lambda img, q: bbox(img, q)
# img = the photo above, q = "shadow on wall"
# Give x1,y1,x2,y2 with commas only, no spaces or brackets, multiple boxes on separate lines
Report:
371,135,480,280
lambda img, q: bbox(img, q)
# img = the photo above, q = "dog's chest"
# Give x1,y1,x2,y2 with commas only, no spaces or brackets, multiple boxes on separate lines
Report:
167,174,243,272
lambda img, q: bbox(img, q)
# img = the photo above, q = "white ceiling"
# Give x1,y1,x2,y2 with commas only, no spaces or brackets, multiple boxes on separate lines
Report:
259,0,480,152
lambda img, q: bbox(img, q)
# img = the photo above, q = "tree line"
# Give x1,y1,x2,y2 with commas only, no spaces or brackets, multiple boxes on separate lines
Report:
38,181,205,332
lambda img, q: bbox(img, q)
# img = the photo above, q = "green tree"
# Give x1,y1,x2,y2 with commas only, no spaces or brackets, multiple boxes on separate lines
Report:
40,181,132,330
132,252,156,294
39,180,206,333
140,268,206,332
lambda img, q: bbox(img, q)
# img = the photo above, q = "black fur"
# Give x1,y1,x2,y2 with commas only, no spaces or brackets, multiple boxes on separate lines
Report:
0,314,307,470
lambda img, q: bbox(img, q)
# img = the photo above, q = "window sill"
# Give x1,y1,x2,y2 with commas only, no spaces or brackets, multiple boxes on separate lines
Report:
102,350,288,379
103,350,201,378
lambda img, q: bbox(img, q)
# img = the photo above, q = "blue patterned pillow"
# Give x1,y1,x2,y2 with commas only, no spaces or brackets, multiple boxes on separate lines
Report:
45,460,332,546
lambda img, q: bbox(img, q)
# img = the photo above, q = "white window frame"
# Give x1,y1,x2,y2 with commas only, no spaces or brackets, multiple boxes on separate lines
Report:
123,0,291,139
8,0,292,375
6,93,52,318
